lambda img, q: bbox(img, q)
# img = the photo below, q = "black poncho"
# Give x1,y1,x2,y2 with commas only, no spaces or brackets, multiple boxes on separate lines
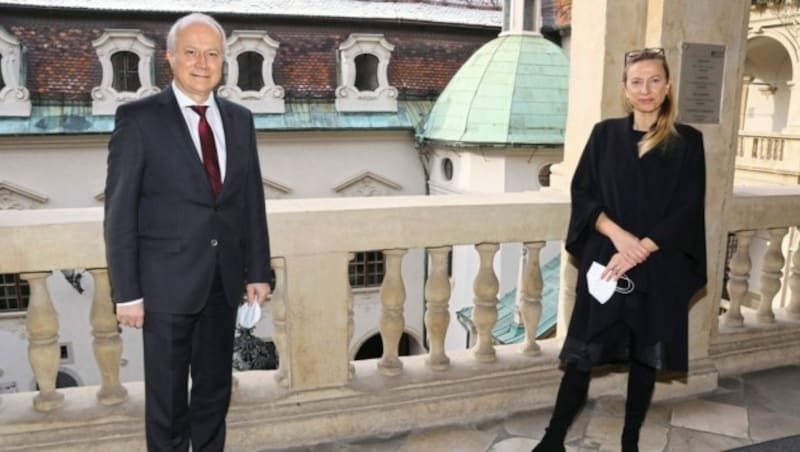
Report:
563,115,707,372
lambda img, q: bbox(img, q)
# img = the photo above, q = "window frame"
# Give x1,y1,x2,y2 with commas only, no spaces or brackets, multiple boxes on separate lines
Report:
0,26,31,117
335,33,398,112
349,251,386,289
0,273,30,315
217,30,285,114
91,29,159,116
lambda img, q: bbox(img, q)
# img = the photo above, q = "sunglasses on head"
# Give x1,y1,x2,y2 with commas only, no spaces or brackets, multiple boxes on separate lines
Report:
624,47,665,65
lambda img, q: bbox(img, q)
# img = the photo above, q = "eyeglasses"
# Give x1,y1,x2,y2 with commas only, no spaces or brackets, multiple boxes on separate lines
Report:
624,47,665,65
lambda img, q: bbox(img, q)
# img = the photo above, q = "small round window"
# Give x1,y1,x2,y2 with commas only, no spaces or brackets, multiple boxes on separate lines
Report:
441,158,454,181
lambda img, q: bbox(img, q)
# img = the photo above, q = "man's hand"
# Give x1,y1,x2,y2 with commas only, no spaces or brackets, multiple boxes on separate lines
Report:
246,283,272,305
117,302,144,329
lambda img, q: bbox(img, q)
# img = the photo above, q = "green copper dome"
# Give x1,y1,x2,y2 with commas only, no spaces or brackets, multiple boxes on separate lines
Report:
422,34,568,146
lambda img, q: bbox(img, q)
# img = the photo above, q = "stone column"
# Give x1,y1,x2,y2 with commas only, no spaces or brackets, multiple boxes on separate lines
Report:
346,252,356,379
424,246,451,371
551,0,646,339
725,230,755,327
644,0,751,371
283,253,352,390
758,227,789,323
378,249,407,377
781,82,800,134
519,241,545,356
472,243,500,363
21,272,64,412
88,268,128,405
787,230,800,320
270,257,289,387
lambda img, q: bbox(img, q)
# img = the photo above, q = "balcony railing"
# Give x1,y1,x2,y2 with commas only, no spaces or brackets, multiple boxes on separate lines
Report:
736,132,800,183
712,185,800,375
1,189,799,450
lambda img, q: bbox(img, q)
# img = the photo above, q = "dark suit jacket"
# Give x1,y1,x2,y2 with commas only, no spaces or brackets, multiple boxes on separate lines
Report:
104,87,271,314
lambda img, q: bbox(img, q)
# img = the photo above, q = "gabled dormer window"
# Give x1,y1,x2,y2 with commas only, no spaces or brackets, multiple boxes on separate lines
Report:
0,26,31,117
335,34,398,112
217,30,285,114
91,29,159,115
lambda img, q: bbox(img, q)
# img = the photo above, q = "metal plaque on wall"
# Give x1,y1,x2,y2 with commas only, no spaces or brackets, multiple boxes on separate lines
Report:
677,42,725,124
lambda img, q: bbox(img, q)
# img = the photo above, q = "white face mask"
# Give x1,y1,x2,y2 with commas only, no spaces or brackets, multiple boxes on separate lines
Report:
586,261,635,304
236,302,262,329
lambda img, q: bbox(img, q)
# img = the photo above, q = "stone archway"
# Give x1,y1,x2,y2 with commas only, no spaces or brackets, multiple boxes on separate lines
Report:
743,35,794,132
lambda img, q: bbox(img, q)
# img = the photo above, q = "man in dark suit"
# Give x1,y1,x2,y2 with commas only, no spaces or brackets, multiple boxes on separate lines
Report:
104,12,271,452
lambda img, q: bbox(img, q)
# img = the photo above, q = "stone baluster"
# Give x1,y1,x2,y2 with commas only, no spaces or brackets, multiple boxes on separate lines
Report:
725,230,755,327
424,246,451,371
270,257,289,387
347,252,356,379
519,242,545,356
378,249,407,377
787,229,800,320
758,227,789,324
472,243,500,363
88,269,128,405
21,272,64,412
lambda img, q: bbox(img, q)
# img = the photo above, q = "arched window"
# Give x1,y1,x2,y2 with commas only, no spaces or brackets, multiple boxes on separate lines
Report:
111,51,141,92
354,53,379,91
236,51,265,91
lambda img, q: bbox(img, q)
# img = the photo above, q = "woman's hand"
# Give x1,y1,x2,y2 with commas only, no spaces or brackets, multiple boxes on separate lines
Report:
595,212,650,265
610,228,650,264
602,252,636,281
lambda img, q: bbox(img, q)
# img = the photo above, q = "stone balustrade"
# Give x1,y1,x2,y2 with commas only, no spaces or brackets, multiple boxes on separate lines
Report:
736,132,800,184
713,186,800,375
2,189,800,449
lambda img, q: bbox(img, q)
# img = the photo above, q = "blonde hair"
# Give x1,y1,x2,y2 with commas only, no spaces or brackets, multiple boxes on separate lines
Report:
622,52,678,155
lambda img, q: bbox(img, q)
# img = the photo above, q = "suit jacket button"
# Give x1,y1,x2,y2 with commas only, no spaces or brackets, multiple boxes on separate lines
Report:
211,239,219,247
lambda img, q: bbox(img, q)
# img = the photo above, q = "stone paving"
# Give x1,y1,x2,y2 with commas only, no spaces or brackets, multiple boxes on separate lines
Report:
262,365,800,452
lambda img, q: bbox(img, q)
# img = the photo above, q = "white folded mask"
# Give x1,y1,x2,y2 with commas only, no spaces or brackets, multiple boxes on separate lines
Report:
586,261,635,304
236,302,262,329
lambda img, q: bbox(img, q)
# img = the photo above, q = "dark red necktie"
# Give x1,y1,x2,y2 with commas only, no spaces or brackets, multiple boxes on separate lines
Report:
190,105,222,196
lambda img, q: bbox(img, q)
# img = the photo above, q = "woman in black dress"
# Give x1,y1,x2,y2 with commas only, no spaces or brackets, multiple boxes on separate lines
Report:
533,48,707,452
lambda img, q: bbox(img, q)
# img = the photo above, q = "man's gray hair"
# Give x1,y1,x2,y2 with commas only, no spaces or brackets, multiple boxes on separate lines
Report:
166,13,226,57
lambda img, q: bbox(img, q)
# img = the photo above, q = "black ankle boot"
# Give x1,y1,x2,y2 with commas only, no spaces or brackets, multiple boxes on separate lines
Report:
532,364,591,452
621,361,656,452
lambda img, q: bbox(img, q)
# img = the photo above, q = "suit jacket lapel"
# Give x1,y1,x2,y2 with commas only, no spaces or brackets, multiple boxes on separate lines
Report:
215,97,236,200
159,86,218,199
